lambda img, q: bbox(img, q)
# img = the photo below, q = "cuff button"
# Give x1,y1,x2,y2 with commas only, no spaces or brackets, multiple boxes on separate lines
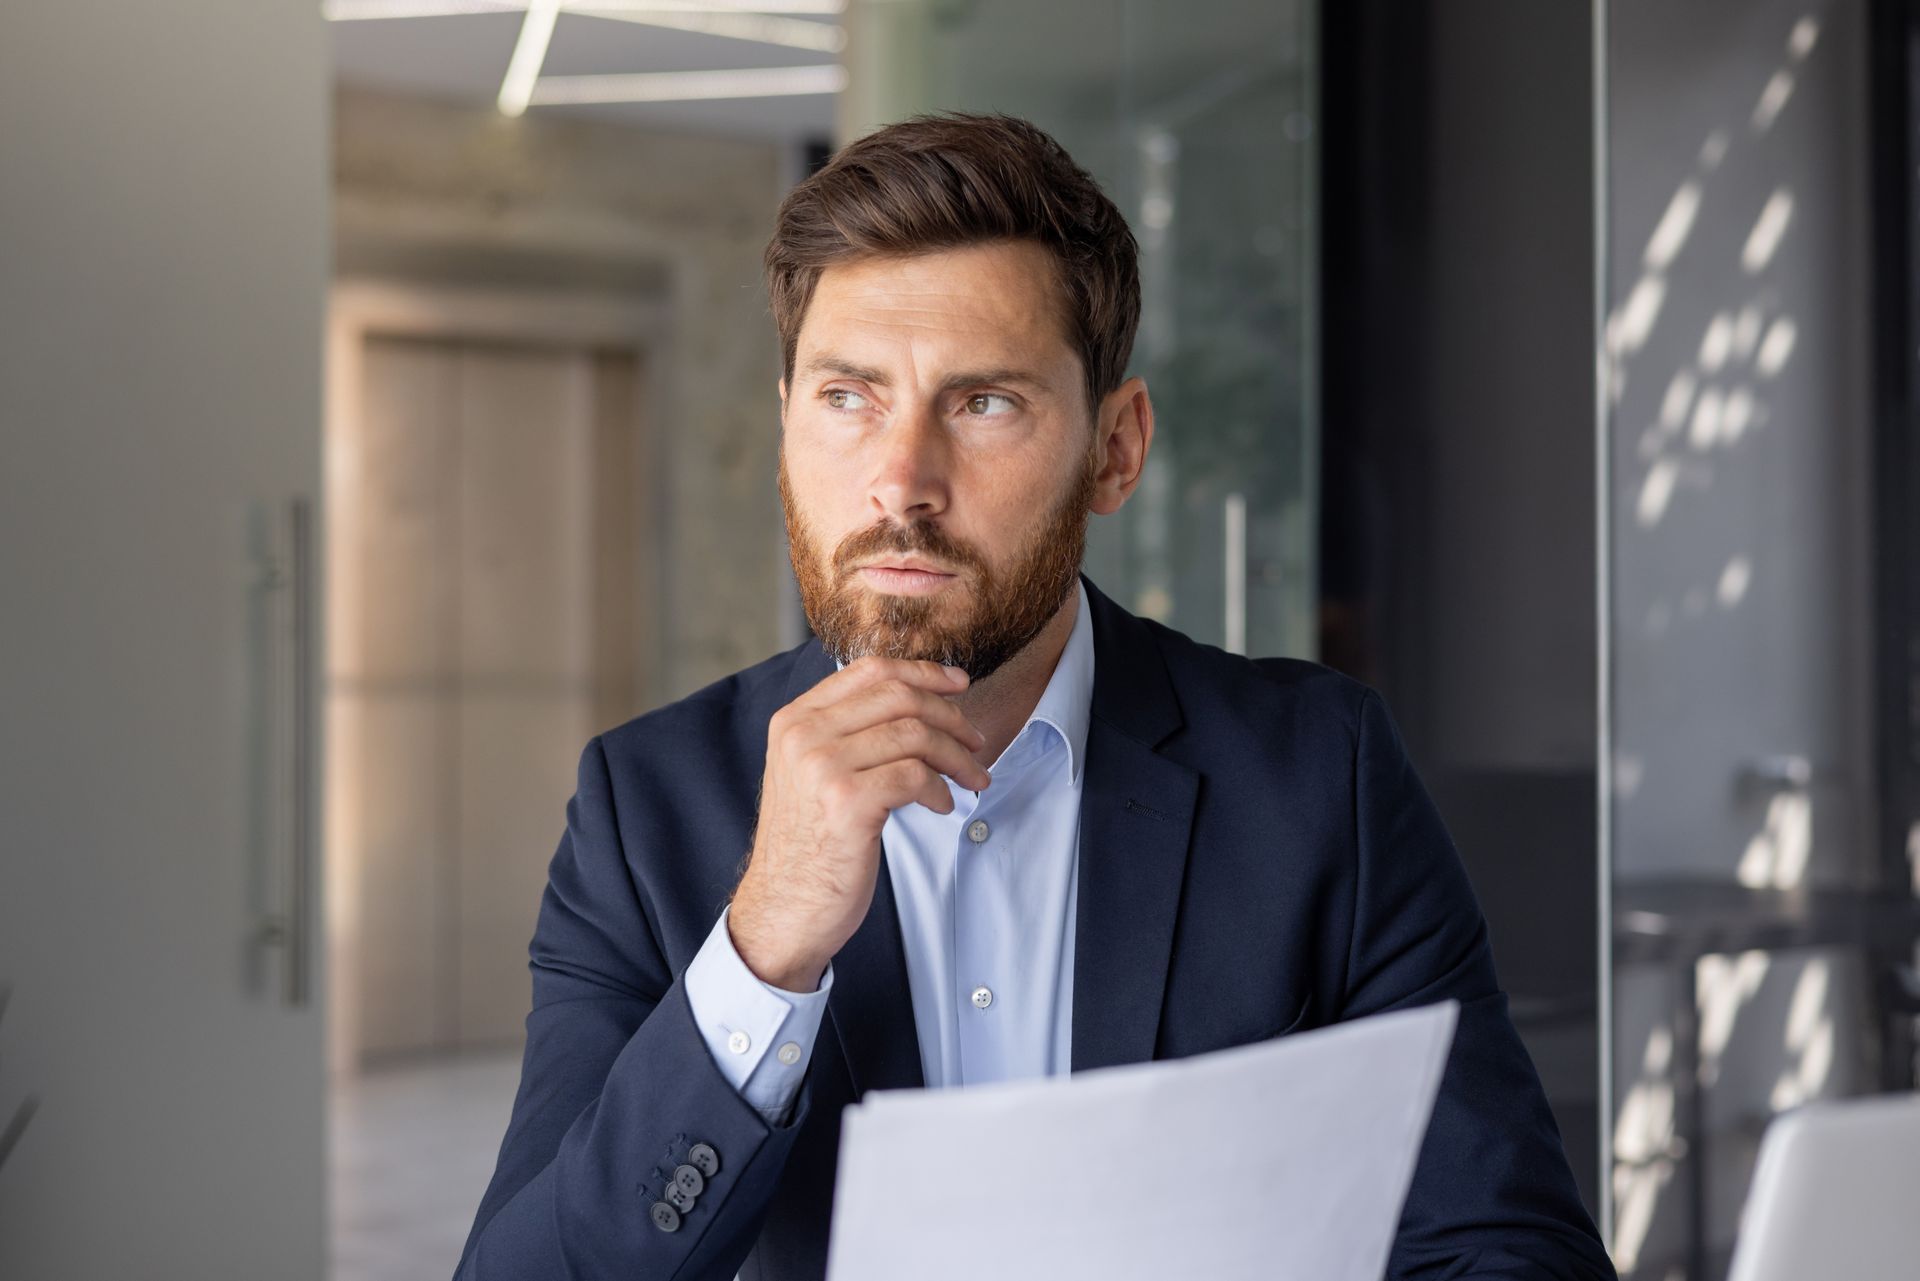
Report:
664,1181,695,1212
673,1164,706,1198
649,1202,681,1233
688,1142,720,1178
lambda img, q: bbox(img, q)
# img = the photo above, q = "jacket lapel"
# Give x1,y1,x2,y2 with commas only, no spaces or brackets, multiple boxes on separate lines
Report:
778,639,927,1098
1070,577,1199,1071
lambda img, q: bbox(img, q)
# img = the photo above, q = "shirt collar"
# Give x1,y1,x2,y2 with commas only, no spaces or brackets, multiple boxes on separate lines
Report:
829,575,1095,786
1025,576,1094,785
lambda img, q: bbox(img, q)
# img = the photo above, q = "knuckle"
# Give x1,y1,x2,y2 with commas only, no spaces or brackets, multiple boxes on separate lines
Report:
820,774,857,811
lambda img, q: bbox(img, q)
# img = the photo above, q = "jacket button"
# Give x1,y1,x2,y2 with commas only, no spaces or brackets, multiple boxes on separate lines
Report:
673,1164,706,1198
649,1201,681,1233
664,1181,695,1212
689,1142,720,1177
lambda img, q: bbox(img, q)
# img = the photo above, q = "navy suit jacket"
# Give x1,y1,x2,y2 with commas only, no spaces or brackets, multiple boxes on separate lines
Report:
456,575,1615,1280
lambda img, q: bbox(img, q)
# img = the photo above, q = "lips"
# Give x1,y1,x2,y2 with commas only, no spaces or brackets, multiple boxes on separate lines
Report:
859,559,954,576
855,563,960,595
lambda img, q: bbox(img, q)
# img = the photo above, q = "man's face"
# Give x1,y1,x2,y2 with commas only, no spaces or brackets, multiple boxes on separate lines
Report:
777,239,1100,682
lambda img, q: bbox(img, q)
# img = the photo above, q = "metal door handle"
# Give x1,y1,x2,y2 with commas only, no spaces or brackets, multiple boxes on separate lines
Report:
284,496,315,1007
253,497,315,1008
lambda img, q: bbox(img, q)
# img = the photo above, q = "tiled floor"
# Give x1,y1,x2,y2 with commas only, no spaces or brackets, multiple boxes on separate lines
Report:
330,1051,522,1281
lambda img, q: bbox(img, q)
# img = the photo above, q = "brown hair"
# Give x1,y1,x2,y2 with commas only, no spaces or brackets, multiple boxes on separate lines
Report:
764,111,1141,416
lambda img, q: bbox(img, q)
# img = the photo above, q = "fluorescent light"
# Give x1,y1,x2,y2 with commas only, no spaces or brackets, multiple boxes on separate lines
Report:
497,0,562,117
529,63,846,105
573,7,845,51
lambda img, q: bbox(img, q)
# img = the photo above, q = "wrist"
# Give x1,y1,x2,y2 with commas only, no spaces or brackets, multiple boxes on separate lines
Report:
727,895,828,993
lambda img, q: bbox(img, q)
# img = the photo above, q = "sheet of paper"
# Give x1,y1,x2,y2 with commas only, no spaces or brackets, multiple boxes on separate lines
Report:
824,999,1458,1281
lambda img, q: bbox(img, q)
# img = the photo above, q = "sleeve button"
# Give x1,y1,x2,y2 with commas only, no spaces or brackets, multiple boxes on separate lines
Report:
649,1201,681,1233
688,1142,720,1177
673,1164,706,1197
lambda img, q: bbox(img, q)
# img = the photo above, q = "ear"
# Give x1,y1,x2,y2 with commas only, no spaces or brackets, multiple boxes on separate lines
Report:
1089,376,1154,516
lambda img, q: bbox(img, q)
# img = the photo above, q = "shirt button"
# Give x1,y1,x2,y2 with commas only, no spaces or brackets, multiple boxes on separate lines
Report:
971,985,994,1010
777,1041,802,1065
727,1030,751,1055
967,819,990,843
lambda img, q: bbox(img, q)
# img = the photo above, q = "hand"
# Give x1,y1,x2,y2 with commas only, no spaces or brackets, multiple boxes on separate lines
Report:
728,656,991,992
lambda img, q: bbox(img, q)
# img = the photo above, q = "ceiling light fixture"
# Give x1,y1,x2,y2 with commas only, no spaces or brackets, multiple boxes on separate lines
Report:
571,6,844,52
529,63,846,105
497,0,562,116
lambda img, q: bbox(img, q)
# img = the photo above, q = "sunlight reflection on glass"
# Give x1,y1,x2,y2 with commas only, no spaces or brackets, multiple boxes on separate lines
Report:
1751,70,1796,133
1737,791,1813,889
1687,386,1726,450
1770,958,1835,1110
1715,555,1752,607
1720,387,1755,443
1755,315,1799,376
1741,189,1795,273
1636,458,1680,527
1699,313,1734,371
1659,370,1698,430
1610,276,1669,355
1612,1024,1678,1272
1644,181,1702,271
1697,951,1770,1086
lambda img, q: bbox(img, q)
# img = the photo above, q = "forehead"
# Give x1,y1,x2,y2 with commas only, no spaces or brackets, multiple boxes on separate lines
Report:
795,240,1075,373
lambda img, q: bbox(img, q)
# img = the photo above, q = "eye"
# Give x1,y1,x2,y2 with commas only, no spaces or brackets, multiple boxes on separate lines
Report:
961,393,1017,417
824,387,871,411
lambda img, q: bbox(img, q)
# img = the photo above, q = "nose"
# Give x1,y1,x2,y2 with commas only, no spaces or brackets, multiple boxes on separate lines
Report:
868,403,949,525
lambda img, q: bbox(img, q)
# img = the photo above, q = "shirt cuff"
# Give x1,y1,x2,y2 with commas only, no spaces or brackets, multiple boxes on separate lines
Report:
683,904,835,1124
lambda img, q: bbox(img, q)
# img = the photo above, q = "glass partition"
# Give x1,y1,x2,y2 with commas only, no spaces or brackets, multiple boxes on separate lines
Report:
1602,2,1920,1276
841,0,1319,658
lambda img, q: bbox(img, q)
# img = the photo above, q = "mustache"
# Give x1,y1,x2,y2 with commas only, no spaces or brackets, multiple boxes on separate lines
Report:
832,518,988,579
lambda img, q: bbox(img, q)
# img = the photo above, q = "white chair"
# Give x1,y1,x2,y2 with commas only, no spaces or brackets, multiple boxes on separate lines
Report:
1726,1092,1920,1281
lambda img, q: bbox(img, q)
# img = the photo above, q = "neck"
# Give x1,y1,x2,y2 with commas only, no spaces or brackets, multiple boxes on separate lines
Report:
956,584,1080,768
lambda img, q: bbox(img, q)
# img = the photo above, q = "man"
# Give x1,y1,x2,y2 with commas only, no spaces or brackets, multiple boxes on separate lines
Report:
456,112,1615,1280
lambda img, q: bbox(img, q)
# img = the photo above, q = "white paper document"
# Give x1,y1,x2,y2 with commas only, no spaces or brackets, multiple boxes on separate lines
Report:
824,999,1458,1281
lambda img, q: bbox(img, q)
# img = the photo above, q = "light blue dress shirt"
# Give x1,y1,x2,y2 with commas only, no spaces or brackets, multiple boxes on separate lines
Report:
683,578,1094,1123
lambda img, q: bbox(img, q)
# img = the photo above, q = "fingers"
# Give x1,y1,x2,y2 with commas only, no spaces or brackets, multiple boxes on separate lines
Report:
814,678,986,754
862,757,960,816
795,655,968,711
833,716,992,793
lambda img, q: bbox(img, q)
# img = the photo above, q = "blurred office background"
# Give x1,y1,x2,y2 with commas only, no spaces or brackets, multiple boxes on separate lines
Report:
3,2,1917,1278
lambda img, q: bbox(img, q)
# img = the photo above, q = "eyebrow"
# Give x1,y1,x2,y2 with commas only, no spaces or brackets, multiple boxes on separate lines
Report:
796,355,1051,394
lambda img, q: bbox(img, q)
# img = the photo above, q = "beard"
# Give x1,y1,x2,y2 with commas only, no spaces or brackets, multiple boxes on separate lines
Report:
779,448,1096,683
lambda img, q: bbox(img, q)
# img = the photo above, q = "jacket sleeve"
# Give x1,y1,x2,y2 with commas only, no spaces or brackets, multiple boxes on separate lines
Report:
1344,690,1617,1281
454,735,811,1280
